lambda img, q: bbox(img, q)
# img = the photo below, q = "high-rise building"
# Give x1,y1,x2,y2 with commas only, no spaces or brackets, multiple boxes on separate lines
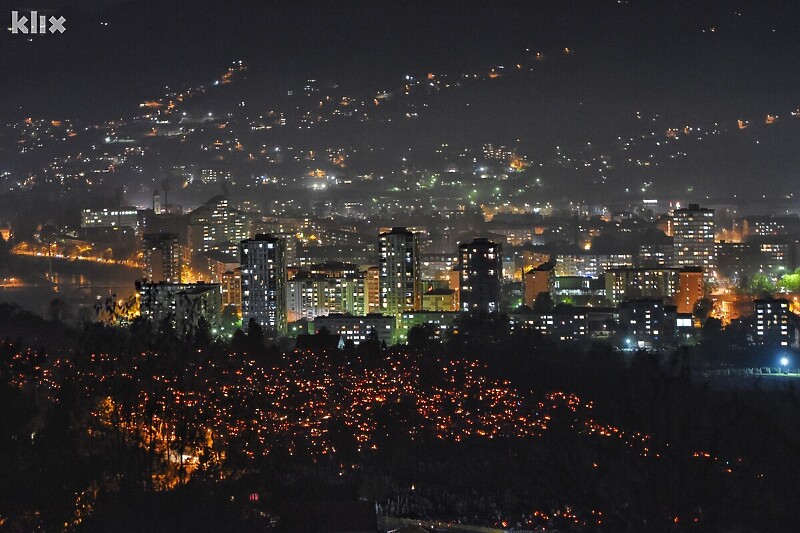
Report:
240,234,287,334
287,276,328,322
188,195,250,257
605,267,680,306
523,262,554,306
142,233,182,283
673,204,715,277
448,268,461,309
458,238,502,313
364,266,381,314
604,266,704,312
378,227,420,317
676,267,704,314
220,268,242,315
754,298,791,347
286,268,365,322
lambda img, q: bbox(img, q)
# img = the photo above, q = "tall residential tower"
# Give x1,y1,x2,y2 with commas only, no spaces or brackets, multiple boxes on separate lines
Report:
142,233,182,283
378,227,420,317
458,237,502,313
673,203,715,278
240,234,287,334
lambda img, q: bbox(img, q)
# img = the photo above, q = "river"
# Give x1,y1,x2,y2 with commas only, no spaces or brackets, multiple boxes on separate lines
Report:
0,254,141,317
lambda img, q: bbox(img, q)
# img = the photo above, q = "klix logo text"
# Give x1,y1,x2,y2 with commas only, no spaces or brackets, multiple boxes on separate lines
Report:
10,10,66,34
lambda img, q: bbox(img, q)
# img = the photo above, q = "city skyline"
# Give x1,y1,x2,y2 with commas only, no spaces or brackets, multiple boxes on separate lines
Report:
1,2,800,531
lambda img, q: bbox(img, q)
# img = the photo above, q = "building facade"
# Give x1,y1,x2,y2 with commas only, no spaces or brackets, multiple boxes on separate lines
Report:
673,204,715,277
618,299,677,350
240,234,287,334
142,232,183,283
754,298,792,347
81,208,139,229
312,313,395,345
523,262,555,307
378,227,421,317
458,238,503,313
605,267,680,306
188,195,250,257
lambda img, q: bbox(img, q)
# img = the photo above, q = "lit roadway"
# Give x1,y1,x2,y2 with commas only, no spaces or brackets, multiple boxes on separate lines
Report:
11,249,143,269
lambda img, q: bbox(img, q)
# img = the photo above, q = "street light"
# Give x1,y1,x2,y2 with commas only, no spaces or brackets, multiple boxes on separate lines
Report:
781,357,789,374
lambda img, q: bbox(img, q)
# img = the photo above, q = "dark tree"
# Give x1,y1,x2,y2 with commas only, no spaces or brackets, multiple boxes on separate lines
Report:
247,317,264,348
692,297,714,324
532,291,555,313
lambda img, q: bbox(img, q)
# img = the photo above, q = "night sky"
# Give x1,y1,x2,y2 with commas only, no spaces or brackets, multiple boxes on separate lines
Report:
4,0,800,117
